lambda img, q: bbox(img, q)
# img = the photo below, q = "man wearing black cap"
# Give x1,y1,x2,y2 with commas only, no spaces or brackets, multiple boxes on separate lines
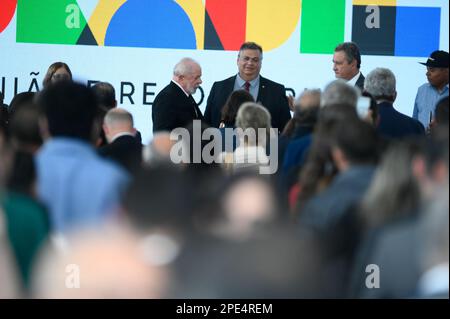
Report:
413,50,449,129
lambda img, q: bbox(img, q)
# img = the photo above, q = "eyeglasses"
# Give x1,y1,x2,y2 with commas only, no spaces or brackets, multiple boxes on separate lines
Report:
239,56,262,64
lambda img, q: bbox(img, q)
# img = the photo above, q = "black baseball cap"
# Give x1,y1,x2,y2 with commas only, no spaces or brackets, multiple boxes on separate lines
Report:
419,50,449,68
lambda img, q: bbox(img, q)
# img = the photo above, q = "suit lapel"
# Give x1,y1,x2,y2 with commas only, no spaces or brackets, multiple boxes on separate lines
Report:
257,76,267,103
226,76,237,94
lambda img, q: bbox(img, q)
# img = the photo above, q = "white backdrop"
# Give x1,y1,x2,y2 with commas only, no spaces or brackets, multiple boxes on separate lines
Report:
1,0,448,144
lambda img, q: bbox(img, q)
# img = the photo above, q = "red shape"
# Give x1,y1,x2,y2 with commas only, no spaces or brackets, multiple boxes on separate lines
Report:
0,0,17,33
206,0,246,51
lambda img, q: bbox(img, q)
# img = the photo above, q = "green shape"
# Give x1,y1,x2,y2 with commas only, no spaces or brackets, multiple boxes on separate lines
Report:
300,0,345,54
17,0,87,45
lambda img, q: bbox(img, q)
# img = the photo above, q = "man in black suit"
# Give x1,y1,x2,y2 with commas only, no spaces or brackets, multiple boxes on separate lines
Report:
152,58,203,132
364,67,425,140
204,42,291,132
100,108,142,173
333,42,365,91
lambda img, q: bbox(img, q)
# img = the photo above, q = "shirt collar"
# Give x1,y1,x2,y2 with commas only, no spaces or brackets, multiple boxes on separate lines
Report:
110,132,135,143
428,82,449,95
236,73,260,89
171,80,190,97
347,71,361,87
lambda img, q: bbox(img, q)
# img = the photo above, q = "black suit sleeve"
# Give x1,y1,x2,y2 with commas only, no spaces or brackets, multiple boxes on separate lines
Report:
204,82,217,126
152,94,175,132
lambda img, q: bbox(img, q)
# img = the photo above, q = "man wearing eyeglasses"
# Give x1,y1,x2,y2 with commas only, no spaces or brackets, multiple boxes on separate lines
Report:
204,42,291,132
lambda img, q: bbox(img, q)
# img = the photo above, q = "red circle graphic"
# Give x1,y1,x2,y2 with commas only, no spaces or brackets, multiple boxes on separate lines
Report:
0,0,17,34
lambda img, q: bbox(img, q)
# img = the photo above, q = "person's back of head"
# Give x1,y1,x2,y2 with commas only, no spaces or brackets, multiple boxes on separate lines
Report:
404,126,448,205
38,82,99,142
123,165,192,235
294,89,321,126
8,92,35,117
211,173,280,240
434,96,449,127
220,90,255,127
92,82,117,112
142,132,176,167
102,108,134,143
321,80,359,108
316,103,359,137
331,118,380,169
235,102,272,146
9,98,43,153
364,67,397,103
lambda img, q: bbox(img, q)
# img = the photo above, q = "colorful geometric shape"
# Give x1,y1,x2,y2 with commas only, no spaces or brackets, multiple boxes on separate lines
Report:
104,0,196,49
394,7,440,57
77,24,98,46
88,0,126,46
352,5,397,56
204,10,224,50
0,0,17,34
175,0,205,49
76,0,99,22
16,0,87,45
300,0,346,54
205,0,246,51
246,0,300,52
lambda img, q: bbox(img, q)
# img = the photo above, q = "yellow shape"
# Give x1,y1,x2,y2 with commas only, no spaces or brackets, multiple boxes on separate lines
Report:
88,0,127,46
175,0,205,49
353,0,396,6
246,0,301,52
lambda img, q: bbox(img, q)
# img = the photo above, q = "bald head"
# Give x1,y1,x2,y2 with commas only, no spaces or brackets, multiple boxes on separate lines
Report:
103,108,135,143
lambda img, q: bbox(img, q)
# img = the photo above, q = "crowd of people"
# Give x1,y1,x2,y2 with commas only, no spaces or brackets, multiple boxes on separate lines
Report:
0,41,448,299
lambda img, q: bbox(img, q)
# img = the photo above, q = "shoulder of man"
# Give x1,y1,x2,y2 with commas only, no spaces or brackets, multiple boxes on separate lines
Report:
260,76,285,89
213,75,237,87
417,82,431,93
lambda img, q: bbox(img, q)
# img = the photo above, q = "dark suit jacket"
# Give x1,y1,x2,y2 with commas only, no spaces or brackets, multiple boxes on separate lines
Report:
377,102,425,140
152,81,203,132
355,73,365,91
98,135,142,173
204,75,292,131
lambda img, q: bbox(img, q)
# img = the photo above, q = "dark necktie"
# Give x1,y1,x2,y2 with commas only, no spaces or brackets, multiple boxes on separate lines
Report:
244,81,250,92
189,95,199,117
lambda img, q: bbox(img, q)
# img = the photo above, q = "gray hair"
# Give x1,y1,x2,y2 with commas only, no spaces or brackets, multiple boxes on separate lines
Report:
321,80,359,107
364,68,396,100
235,102,271,145
104,108,133,128
173,58,200,77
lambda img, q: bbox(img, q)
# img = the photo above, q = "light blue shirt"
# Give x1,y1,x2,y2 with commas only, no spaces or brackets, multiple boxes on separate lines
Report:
413,83,449,128
35,138,130,233
234,74,260,101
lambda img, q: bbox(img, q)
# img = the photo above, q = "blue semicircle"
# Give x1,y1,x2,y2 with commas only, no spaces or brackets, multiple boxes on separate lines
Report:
105,0,196,49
